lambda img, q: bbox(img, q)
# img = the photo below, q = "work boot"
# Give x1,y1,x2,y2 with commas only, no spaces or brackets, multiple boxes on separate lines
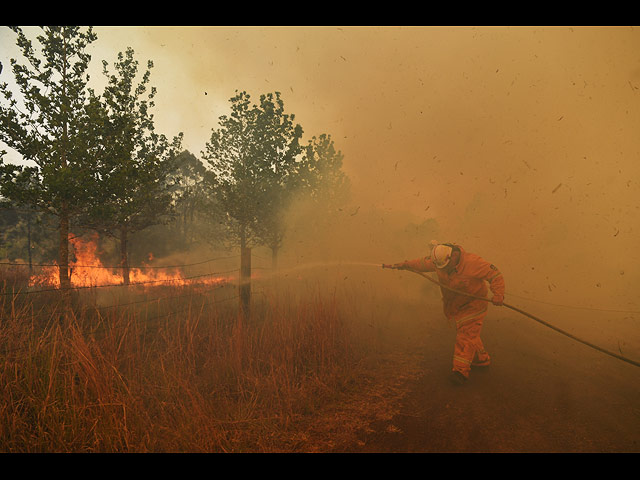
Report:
449,371,468,386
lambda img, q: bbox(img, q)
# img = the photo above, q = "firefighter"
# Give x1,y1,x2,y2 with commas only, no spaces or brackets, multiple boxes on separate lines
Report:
383,241,505,386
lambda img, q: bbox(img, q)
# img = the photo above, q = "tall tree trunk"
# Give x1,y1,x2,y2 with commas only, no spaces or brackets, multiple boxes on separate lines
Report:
239,225,251,318
58,35,72,304
188,204,195,246
26,210,32,274
120,224,130,285
182,209,188,244
58,210,71,290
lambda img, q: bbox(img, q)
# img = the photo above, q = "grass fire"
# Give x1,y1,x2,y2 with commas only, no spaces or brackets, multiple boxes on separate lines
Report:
0,26,638,453
28,234,233,290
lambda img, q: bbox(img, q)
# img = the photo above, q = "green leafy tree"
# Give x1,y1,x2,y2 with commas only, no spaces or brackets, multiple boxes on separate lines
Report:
300,133,350,211
0,26,99,290
166,150,214,248
203,91,301,255
81,47,183,284
0,199,58,267
251,93,303,268
203,92,351,271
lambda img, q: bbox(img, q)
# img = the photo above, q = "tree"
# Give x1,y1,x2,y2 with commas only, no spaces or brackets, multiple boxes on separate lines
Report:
166,150,212,248
203,90,303,316
202,91,302,255
0,199,58,267
81,47,183,284
0,26,99,291
252,93,304,268
300,133,350,211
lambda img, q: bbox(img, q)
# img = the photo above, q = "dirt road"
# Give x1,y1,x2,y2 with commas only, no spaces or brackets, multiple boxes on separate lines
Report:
342,302,640,453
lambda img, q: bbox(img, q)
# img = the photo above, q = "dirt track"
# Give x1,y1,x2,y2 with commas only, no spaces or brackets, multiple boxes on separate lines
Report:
341,302,640,453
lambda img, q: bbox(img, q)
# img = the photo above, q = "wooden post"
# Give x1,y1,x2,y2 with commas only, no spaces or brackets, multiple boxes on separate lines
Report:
239,246,251,317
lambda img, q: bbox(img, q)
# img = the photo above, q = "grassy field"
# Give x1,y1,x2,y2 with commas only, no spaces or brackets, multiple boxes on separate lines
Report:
0,266,427,452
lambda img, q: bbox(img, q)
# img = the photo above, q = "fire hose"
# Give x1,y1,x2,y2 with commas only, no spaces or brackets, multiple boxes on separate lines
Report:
382,264,640,368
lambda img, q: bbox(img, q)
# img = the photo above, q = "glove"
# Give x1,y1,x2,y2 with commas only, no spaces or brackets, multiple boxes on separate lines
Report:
491,294,504,306
382,263,404,270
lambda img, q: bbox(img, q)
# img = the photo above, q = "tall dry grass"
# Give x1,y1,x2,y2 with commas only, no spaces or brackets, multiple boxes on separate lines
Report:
0,277,394,452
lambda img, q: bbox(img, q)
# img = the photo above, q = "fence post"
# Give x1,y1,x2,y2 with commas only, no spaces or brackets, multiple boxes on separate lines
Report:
239,246,251,317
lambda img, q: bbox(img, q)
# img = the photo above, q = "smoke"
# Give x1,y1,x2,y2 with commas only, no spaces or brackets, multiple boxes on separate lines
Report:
3,26,640,327
252,26,640,316
153,26,638,319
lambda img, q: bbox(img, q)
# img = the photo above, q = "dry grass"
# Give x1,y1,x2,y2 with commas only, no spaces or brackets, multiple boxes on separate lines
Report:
0,278,424,452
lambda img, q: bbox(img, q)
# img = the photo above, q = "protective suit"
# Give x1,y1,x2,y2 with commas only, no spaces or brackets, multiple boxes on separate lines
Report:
393,245,505,380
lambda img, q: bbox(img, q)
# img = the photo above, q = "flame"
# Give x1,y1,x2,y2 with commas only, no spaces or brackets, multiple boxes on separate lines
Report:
29,234,233,289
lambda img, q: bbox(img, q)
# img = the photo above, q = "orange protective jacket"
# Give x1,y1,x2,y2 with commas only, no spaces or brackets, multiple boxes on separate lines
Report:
396,246,505,325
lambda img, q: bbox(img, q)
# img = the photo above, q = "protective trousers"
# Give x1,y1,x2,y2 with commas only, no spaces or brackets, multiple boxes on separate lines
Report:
452,309,490,378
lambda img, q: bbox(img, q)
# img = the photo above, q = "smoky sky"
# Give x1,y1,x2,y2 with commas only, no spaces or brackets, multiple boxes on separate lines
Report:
2,26,640,312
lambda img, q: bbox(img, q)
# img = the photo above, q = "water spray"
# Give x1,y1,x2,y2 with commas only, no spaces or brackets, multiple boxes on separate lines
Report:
265,261,382,277
258,260,639,368
383,264,640,368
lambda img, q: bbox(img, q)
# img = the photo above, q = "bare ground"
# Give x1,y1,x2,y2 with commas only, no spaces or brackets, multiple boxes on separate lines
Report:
316,303,640,453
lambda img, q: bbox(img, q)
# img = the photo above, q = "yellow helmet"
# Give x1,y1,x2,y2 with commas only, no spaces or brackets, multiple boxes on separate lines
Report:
431,243,453,269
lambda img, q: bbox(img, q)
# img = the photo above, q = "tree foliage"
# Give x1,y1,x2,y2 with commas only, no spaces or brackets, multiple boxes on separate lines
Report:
0,200,58,264
165,150,226,250
0,26,99,289
81,47,183,283
1,28,352,283
300,133,350,211
202,90,302,254
202,90,352,267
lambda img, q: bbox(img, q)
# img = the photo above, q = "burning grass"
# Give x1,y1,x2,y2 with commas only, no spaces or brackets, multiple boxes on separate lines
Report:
28,234,235,290
0,275,422,452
